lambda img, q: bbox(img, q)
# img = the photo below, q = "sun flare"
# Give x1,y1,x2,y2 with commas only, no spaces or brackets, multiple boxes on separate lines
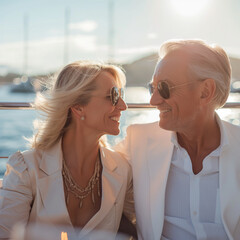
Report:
170,0,209,17
61,232,68,240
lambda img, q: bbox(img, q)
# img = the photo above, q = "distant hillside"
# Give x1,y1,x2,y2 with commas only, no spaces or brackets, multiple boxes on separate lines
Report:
1,54,240,87
0,73,21,84
230,57,240,80
122,53,158,87
123,53,240,87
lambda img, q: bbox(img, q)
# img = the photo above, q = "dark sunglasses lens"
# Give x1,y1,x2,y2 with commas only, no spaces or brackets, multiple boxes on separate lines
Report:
120,88,124,100
158,82,170,99
111,87,119,106
148,83,154,95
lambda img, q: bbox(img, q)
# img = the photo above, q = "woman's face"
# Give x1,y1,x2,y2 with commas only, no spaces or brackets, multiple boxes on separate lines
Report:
81,71,127,137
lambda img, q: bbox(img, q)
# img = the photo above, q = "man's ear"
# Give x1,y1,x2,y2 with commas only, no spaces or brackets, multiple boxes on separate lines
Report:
200,78,216,105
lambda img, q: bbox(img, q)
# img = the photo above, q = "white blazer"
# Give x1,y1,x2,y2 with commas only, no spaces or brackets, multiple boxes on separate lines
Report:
115,119,240,240
0,139,134,239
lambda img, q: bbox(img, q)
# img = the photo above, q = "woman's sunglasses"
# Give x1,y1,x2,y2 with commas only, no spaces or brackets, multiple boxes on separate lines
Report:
148,81,193,99
108,87,124,106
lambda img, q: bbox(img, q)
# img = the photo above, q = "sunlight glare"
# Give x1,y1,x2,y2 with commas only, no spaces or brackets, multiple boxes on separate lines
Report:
170,0,209,17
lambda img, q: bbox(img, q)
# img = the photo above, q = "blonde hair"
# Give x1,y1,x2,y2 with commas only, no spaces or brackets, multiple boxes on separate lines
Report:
30,60,126,150
159,39,232,108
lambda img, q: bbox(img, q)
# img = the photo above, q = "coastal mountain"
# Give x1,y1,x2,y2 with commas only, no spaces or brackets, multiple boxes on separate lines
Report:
1,54,240,87
230,57,240,81
123,53,240,87
0,73,21,84
122,53,158,87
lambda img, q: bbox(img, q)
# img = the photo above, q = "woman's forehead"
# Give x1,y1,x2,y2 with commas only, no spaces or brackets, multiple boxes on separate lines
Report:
94,71,119,92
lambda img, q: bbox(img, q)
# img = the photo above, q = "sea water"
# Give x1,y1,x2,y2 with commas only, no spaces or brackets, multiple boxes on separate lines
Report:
0,84,240,176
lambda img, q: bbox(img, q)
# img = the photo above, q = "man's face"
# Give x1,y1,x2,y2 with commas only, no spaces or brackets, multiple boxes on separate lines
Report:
150,51,202,133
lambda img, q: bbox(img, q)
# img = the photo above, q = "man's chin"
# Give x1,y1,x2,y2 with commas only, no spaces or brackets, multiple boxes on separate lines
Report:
158,120,173,131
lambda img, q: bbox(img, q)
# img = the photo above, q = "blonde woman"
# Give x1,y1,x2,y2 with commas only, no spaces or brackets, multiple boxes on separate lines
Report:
0,61,134,239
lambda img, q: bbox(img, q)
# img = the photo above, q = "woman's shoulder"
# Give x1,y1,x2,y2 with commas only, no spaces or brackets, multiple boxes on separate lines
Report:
7,151,29,174
101,146,126,161
101,146,131,173
3,151,35,190
7,148,42,174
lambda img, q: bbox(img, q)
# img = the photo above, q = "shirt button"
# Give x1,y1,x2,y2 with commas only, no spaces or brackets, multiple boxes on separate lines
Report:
193,211,197,216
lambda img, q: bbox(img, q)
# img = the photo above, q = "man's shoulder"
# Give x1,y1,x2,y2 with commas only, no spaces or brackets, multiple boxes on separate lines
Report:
222,120,240,139
222,119,240,129
127,122,171,135
128,121,164,132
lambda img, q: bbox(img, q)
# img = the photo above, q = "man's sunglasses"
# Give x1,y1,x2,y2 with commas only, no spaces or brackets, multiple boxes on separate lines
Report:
108,87,124,106
148,81,193,99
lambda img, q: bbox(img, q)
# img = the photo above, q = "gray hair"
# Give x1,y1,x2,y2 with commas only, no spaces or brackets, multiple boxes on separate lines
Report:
159,39,231,108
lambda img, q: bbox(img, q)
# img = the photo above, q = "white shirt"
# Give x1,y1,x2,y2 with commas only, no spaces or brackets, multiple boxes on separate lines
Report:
162,126,229,240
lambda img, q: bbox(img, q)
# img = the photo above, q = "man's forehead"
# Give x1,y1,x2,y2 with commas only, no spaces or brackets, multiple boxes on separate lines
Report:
153,52,189,79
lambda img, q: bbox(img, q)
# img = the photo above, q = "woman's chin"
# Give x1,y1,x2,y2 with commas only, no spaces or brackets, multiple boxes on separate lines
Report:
107,128,120,136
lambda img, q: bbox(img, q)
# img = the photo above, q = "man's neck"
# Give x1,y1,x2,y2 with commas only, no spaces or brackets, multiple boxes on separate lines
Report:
177,115,221,174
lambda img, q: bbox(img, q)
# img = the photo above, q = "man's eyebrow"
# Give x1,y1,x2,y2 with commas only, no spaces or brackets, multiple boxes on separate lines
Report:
156,78,172,83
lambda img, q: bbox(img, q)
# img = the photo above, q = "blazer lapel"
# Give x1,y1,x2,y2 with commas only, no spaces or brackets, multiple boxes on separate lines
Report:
147,129,174,240
78,146,124,237
37,140,71,226
220,140,240,239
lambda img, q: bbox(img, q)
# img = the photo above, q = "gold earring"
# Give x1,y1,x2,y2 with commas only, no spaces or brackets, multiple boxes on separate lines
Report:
81,116,85,120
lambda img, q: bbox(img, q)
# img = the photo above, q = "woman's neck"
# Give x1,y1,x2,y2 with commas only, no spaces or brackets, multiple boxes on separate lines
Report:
61,125,100,175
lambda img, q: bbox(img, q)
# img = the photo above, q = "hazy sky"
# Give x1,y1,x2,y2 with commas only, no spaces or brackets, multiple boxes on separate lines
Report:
0,0,240,75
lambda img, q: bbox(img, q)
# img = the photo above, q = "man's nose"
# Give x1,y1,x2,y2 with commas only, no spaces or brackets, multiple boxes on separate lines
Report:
150,90,164,106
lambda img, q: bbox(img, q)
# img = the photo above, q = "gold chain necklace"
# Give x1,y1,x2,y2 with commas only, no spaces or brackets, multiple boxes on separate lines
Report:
62,152,101,208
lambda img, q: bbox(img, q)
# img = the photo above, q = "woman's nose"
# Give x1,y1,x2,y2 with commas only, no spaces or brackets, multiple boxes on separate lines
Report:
116,97,127,111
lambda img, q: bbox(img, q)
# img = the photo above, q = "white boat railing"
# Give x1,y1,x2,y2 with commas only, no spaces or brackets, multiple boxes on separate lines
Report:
1,102,240,109
0,101,240,159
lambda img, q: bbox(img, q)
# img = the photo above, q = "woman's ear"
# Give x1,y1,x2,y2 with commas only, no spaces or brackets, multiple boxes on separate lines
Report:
200,78,216,105
70,105,84,119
